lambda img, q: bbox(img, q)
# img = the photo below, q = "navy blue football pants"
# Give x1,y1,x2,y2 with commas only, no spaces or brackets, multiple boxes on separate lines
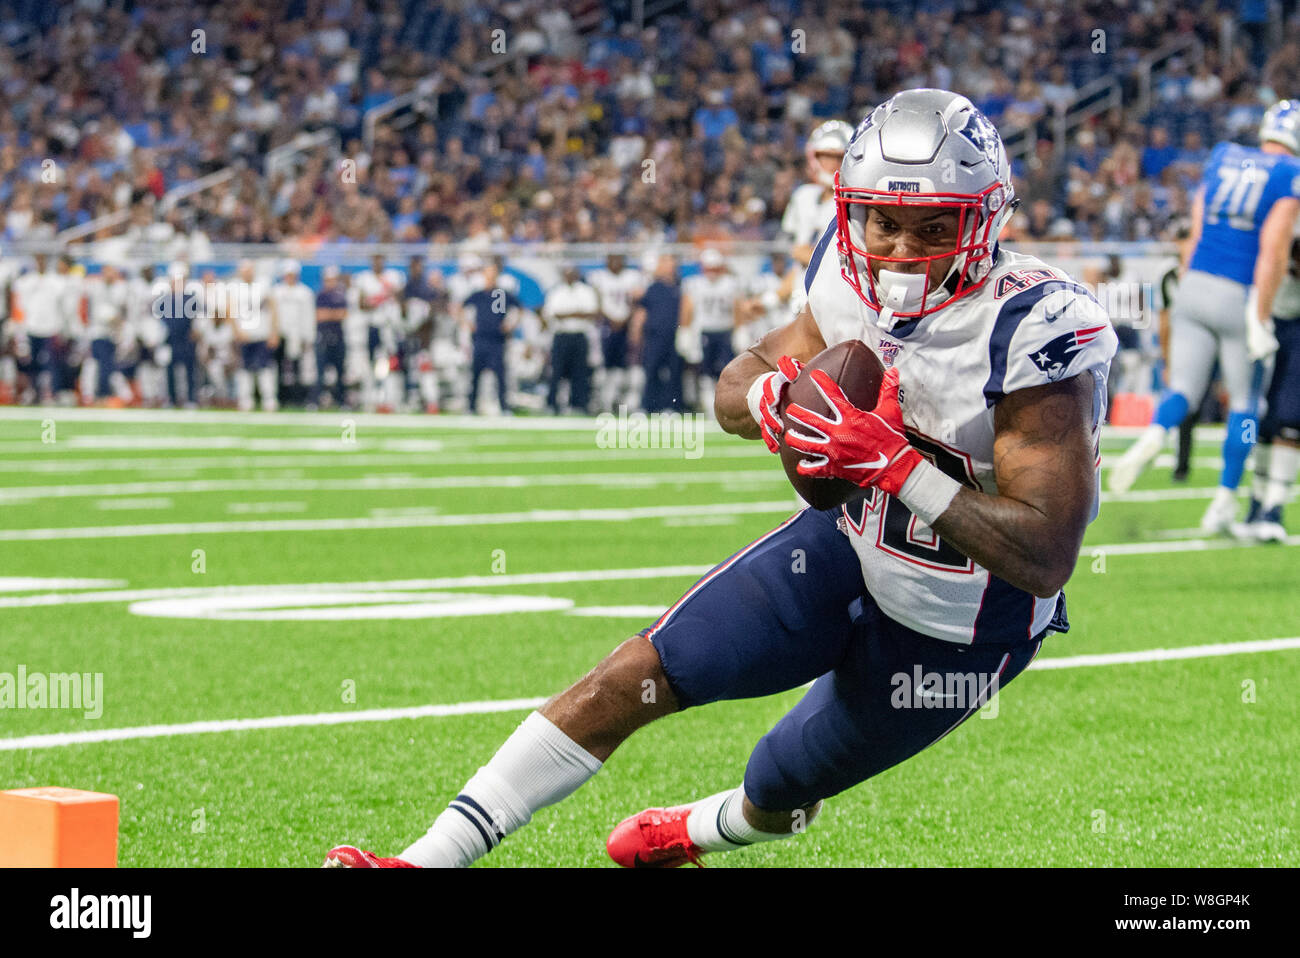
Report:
644,507,1042,811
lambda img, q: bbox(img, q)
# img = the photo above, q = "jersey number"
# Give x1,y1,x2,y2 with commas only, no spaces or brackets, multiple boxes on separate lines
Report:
845,433,979,573
1206,162,1267,231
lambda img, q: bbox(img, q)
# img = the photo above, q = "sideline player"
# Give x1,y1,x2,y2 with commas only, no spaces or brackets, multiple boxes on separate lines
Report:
1108,101,1300,534
783,120,855,270
782,120,854,316
680,248,742,415
231,259,279,412
588,253,645,412
324,90,1115,868
271,260,317,407
355,254,405,410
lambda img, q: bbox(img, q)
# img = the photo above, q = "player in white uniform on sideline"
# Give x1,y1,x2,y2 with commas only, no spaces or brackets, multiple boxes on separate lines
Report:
325,89,1117,871
271,260,318,402
680,248,743,414
231,259,278,412
354,255,406,410
124,266,165,406
588,253,645,411
196,281,235,406
11,254,68,402
782,120,854,315
738,252,797,354
79,264,132,405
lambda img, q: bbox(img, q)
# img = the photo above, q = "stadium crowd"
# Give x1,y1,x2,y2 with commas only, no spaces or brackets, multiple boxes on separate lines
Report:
1,0,1297,249
0,0,1297,416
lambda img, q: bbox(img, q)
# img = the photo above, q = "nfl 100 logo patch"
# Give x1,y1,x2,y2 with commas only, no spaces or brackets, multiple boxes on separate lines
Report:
879,339,903,367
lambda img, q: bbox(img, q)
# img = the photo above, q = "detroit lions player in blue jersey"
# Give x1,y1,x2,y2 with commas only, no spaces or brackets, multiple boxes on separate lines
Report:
324,90,1116,869
1109,101,1300,536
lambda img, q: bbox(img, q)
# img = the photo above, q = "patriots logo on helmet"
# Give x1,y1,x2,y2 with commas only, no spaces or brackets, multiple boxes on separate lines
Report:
1028,325,1109,381
958,111,1001,173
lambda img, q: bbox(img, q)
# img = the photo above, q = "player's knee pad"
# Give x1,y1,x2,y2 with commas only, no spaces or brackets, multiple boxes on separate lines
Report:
1153,391,1190,430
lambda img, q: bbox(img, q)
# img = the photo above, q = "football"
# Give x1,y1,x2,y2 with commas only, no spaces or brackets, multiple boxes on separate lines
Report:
779,340,887,510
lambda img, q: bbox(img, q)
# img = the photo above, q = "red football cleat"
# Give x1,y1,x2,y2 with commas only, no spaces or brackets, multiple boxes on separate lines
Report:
606,805,707,868
323,844,418,868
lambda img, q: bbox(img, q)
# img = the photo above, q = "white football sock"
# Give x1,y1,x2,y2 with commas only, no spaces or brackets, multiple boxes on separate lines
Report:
399,711,602,867
257,367,278,411
1130,423,1168,463
1263,443,1300,512
685,786,813,852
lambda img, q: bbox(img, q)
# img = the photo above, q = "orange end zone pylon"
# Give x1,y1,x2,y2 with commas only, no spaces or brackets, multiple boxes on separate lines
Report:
0,787,119,867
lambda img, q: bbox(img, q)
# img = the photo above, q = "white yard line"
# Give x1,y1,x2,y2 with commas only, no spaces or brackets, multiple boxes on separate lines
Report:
0,469,787,502
0,565,716,609
0,445,768,474
3,636,1295,752
1027,636,1300,669
0,501,803,541
0,406,674,432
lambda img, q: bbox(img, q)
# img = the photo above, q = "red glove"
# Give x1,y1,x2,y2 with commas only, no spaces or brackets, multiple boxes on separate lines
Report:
782,366,923,496
749,355,804,454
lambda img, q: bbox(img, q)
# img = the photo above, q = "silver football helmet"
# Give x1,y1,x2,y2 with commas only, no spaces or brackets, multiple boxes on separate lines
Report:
835,89,1017,328
1259,99,1300,155
806,120,855,187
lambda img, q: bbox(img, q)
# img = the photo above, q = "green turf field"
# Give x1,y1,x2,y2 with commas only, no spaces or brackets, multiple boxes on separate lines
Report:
0,406,1295,867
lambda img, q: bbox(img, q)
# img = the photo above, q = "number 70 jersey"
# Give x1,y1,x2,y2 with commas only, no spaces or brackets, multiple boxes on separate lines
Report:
1189,141,1300,286
804,231,1118,645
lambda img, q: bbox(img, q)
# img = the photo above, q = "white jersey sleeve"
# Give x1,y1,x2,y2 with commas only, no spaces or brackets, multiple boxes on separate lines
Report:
987,271,1117,402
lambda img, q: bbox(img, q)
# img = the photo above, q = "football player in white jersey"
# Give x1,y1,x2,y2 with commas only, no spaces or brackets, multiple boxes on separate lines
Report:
738,252,797,354
271,260,318,404
355,255,406,410
782,120,854,315
324,90,1116,870
231,259,278,412
79,264,132,405
588,253,645,411
680,248,743,415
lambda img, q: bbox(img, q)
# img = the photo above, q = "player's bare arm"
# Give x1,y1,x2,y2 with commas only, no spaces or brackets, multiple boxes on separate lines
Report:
715,304,825,437
1183,186,1204,273
1253,196,1300,322
929,372,1098,598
